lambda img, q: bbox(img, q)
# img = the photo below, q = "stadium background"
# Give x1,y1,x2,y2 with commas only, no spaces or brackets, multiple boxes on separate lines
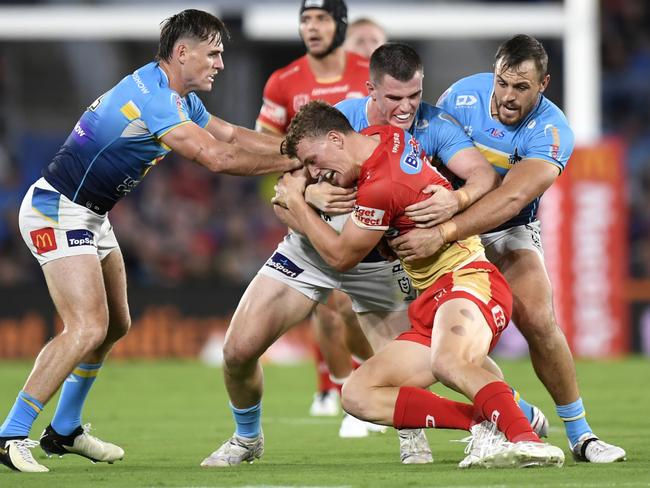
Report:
0,0,648,362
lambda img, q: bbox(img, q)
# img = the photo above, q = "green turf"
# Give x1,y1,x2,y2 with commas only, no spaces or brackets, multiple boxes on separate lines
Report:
0,358,648,487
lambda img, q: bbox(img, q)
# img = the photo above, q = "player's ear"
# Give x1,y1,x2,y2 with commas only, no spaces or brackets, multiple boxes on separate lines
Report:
366,80,376,99
327,130,344,148
539,74,550,93
176,41,189,64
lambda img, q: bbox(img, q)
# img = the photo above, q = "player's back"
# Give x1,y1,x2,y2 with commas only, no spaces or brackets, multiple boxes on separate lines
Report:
43,62,209,214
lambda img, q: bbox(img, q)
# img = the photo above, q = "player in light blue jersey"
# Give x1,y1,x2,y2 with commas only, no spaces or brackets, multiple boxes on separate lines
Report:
391,34,626,463
0,9,297,474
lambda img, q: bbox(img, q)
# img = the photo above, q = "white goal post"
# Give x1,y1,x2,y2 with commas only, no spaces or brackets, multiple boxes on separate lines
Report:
0,1,599,143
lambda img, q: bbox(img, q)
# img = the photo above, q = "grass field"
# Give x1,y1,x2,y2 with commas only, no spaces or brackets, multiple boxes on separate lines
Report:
0,358,648,487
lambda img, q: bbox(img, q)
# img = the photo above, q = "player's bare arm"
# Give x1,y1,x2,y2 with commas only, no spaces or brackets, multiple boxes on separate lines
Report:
205,116,285,155
304,180,357,214
279,172,383,271
402,147,500,226
391,158,559,261
160,122,298,176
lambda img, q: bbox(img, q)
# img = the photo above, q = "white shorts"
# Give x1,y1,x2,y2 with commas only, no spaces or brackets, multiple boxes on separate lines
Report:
258,232,414,313
18,178,119,266
481,221,544,267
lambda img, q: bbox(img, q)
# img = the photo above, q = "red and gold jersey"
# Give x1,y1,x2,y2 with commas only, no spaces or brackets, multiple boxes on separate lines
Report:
351,126,484,291
256,52,369,134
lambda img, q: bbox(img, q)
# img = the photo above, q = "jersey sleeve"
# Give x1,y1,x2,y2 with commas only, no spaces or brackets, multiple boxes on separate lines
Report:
141,90,192,138
522,120,575,173
185,92,211,128
422,109,475,165
256,71,289,134
351,177,394,231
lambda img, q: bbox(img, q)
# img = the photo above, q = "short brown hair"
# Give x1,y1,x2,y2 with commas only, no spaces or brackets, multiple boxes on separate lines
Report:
494,34,548,81
157,9,230,62
283,101,354,158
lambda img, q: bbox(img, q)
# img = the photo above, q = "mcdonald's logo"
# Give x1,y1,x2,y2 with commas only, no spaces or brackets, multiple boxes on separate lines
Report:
30,227,57,254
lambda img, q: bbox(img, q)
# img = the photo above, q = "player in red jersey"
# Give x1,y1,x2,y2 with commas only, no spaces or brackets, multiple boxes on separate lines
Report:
256,0,375,430
274,100,566,469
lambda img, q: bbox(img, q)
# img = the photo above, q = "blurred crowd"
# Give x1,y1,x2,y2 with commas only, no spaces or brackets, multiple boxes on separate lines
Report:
0,0,649,286
602,0,650,277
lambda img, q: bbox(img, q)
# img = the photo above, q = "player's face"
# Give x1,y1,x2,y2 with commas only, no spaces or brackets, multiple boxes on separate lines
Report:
368,71,423,130
182,36,224,92
492,58,550,126
300,9,337,57
343,23,386,59
297,134,357,188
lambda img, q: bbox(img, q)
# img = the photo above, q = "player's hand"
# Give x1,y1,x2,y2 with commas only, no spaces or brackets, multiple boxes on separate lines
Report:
273,203,304,233
273,170,309,207
388,227,444,262
305,181,357,214
405,185,458,227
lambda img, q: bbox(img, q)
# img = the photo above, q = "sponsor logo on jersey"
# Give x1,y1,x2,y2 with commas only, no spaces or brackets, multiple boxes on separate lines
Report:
485,127,505,139
353,205,385,227
527,119,537,129
311,85,350,97
455,94,477,107
414,118,429,130
265,252,304,278
260,98,288,126
30,227,57,254
391,131,402,153
132,70,150,95
400,138,424,175
303,0,325,8
491,304,507,331
66,229,95,248
425,415,436,428
72,120,91,145
545,124,561,159
345,91,365,99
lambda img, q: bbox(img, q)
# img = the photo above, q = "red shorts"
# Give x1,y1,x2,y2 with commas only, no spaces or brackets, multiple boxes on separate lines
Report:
397,261,512,352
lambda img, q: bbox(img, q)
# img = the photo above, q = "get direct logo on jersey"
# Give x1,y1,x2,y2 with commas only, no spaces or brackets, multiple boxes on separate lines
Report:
354,205,385,227
66,229,95,248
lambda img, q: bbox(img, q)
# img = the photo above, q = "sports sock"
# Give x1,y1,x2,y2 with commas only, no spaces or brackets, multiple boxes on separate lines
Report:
314,345,336,392
556,398,592,447
51,362,102,436
393,386,474,430
329,375,348,394
474,381,540,443
511,388,535,422
0,391,44,438
231,402,261,440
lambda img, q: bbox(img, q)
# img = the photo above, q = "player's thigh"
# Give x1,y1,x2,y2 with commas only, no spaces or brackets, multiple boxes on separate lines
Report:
101,248,130,335
42,254,108,330
430,297,492,366
356,310,410,353
348,339,434,391
498,249,555,331
225,274,317,361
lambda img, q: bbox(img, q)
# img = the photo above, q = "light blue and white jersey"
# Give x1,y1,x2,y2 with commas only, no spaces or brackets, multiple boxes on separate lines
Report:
43,62,211,214
437,72,575,231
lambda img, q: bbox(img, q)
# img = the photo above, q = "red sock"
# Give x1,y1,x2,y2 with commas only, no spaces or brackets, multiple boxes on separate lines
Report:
313,345,335,392
393,386,475,430
474,381,540,443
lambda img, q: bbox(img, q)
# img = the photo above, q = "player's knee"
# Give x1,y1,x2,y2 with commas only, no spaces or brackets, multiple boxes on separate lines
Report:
430,352,463,390
341,372,375,420
514,305,560,345
108,314,131,342
69,324,109,353
222,334,261,371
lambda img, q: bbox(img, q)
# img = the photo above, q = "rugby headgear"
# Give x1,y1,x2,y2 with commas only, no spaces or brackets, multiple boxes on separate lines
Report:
299,0,348,55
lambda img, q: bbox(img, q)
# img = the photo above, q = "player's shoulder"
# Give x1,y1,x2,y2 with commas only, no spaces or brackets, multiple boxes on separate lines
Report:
345,51,370,71
336,96,368,114
437,72,491,109
269,55,309,82
527,96,574,138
